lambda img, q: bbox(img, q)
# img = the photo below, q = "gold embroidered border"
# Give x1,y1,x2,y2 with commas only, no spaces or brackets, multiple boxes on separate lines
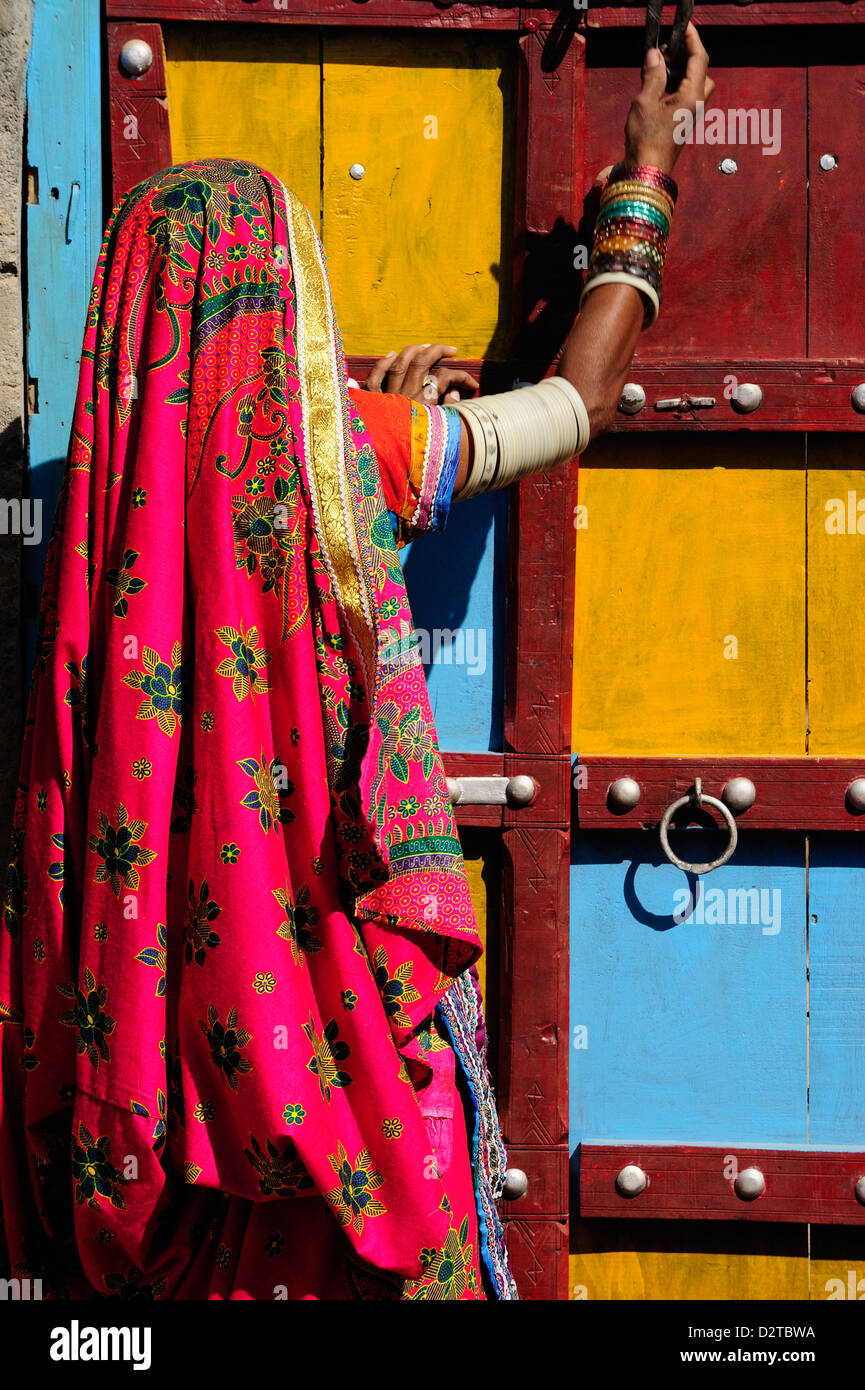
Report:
281,187,377,691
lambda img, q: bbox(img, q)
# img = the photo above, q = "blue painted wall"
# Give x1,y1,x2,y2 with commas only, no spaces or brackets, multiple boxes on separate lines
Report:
24,0,101,678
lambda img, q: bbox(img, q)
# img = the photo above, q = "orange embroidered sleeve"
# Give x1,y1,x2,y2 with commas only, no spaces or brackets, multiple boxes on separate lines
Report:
348,389,462,549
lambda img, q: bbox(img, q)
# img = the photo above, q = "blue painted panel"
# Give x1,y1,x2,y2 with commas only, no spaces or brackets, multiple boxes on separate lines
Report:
570,828,807,1147
402,487,507,752
25,0,102,677
808,835,865,1148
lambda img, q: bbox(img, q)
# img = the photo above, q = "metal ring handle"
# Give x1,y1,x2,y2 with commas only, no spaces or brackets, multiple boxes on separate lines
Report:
658,779,738,875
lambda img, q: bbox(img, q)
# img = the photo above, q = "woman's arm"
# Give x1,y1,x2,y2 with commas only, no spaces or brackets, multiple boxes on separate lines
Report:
551,25,713,446
365,26,712,497
357,24,713,509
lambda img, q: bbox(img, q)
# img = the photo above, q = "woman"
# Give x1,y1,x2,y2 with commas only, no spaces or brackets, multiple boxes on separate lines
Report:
0,31,711,1299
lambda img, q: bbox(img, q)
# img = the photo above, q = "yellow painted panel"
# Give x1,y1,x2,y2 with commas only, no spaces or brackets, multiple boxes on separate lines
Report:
322,32,515,359
462,847,488,999
457,828,502,1090
163,23,321,221
809,1226,865,1301
459,827,501,1002
806,437,865,754
459,828,503,1093
572,435,807,755
570,1220,809,1300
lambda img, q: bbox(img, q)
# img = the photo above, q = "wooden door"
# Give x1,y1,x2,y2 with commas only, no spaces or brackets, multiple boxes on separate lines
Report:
95,0,865,1302
571,10,865,1301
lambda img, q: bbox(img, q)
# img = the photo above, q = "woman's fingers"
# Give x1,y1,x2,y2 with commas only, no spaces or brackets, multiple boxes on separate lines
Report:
424,368,479,403
384,342,438,393
638,41,669,104
672,21,711,107
385,344,424,392
399,343,458,397
366,343,437,393
364,343,476,402
365,350,396,392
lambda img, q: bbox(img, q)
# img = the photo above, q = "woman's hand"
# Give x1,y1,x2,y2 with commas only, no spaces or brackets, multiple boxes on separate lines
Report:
364,343,479,404
624,21,715,175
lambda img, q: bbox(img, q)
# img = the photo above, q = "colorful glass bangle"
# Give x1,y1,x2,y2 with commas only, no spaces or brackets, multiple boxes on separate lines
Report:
596,222,668,252
597,200,670,234
592,243,667,272
598,198,670,227
583,163,676,331
597,206,671,236
593,225,667,251
600,192,674,225
592,239,667,273
592,236,666,267
601,172,674,202
608,161,678,204
600,211,669,236
601,179,675,213
600,184,673,216
594,219,668,244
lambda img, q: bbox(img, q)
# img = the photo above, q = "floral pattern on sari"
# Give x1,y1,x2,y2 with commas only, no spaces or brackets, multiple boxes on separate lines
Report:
0,159,498,1300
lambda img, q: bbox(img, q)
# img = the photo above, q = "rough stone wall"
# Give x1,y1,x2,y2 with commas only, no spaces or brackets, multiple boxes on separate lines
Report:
0,0,32,852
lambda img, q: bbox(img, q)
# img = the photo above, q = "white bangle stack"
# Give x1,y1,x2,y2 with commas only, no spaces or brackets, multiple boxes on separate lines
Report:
453,376,591,500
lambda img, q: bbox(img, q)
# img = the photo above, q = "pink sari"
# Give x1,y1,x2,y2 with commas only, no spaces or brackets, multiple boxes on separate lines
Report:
0,159,512,1300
